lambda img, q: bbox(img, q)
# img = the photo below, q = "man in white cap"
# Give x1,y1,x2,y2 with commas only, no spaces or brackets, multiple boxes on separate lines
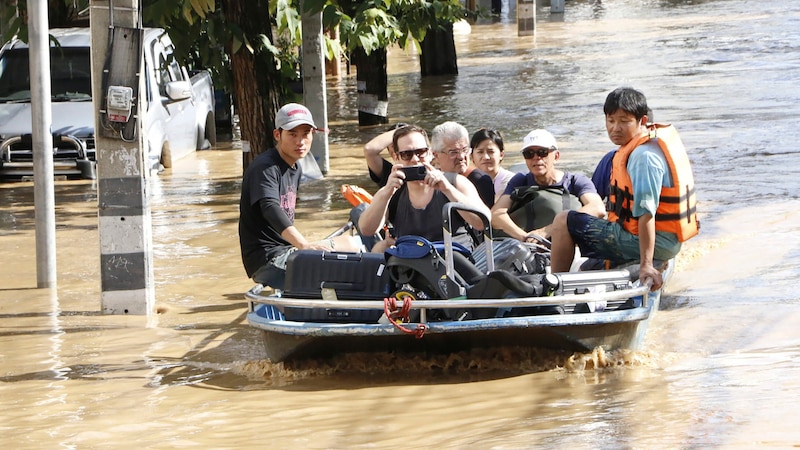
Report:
490,129,605,243
238,103,360,289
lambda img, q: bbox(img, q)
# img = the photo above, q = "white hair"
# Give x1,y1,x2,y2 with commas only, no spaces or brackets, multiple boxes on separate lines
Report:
430,121,469,152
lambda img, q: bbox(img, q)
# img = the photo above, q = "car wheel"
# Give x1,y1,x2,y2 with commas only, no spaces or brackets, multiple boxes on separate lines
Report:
205,112,217,147
160,145,173,169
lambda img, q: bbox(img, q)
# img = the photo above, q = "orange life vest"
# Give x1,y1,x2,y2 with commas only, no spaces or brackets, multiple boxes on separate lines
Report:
607,123,699,242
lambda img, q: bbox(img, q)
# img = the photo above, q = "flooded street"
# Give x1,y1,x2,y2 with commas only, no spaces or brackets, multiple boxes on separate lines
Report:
3,0,800,447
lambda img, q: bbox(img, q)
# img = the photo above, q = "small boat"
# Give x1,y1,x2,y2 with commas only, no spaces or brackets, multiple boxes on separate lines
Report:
246,202,673,362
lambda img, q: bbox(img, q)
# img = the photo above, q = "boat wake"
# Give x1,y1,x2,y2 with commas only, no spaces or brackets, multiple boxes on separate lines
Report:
230,346,666,387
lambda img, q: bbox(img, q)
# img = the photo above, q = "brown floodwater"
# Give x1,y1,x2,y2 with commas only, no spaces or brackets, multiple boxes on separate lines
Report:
4,0,800,446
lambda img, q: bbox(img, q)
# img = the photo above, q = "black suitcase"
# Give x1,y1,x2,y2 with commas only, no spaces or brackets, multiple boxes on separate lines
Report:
282,250,392,323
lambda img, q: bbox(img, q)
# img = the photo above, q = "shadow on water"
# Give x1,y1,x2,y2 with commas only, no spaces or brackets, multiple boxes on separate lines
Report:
0,180,99,234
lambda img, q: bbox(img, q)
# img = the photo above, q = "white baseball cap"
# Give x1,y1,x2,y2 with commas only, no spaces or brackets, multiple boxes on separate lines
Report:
521,129,558,151
275,103,317,130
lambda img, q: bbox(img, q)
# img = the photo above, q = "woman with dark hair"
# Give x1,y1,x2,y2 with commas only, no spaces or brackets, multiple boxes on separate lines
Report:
471,128,515,202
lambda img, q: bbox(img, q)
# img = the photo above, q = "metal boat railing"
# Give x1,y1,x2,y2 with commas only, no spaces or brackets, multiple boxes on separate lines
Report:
245,283,652,314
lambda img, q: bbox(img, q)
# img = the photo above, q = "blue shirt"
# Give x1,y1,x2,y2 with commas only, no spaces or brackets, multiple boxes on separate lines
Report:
503,170,597,199
591,149,616,200
628,139,673,218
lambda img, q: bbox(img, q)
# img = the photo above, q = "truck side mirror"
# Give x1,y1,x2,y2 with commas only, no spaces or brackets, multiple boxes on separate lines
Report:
164,80,192,102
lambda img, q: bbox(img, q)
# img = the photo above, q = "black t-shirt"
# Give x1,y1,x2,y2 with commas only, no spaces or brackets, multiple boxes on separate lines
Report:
387,173,473,248
369,158,394,188
238,148,300,276
465,168,495,207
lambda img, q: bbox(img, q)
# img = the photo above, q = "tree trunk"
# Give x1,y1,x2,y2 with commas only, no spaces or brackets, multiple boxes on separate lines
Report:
222,0,285,171
351,47,388,126
420,22,458,77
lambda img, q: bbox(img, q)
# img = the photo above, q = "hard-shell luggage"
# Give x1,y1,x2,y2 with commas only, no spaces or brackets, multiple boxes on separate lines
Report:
472,238,547,275
282,250,392,323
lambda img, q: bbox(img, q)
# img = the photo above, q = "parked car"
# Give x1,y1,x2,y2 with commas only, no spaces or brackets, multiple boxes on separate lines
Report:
0,27,216,179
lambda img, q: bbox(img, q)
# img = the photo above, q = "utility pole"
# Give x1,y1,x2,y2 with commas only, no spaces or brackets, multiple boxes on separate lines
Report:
301,2,329,174
90,0,155,315
518,0,536,36
28,0,58,288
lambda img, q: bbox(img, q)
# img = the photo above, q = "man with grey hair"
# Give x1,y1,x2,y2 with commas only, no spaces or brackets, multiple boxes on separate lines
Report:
431,121,495,207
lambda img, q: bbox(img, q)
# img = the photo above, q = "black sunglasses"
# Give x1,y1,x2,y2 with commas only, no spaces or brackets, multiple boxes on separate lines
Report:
398,147,429,161
522,147,554,159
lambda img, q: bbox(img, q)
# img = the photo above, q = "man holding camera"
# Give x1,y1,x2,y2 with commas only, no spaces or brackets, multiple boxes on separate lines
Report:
358,124,490,251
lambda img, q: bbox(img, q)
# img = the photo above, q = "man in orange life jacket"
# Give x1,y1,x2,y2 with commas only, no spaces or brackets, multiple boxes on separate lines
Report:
549,87,699,290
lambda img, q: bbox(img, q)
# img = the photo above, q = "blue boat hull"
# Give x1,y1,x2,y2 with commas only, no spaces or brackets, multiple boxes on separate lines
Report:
246,290,661,362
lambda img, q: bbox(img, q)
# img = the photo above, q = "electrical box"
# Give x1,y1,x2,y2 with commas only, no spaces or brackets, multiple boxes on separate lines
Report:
106,85,134,123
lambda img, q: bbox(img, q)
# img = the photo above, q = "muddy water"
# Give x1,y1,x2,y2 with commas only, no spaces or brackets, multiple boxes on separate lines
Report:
3,0,800,447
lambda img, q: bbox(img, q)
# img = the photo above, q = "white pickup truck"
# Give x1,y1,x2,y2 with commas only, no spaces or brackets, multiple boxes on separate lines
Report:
0,27,216,179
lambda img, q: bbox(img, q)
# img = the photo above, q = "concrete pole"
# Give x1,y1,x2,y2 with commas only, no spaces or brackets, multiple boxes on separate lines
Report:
518,0,536,36
301,4,329,174
28,0,57,288
90,0,155,315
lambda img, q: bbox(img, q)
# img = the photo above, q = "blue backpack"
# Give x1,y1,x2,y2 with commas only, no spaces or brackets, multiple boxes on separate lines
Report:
384,235,471,260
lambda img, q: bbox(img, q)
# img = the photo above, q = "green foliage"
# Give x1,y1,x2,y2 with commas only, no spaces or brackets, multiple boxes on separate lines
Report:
1,0,96,43
1,13,26,44
1,0,469,91
313,0,468,56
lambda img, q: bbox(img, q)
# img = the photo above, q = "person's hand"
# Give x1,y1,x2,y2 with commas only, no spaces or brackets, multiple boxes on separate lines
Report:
386,164,407,191
524,227,549,242
370,235,396,254
302,242,333,252
424,165,448,190
639,263,663,291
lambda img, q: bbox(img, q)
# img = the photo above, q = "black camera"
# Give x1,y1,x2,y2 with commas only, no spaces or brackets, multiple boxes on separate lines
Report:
400,165,427,181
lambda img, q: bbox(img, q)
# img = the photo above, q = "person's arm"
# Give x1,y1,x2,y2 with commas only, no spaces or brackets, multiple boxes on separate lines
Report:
428,169,490,230
364,129,395,181
637,213,662,290
280,225,332,251
628,143,668,290
258,195,332,251
577,192,606,218
491,194,529,241
359,163,403,235
570,173,606,219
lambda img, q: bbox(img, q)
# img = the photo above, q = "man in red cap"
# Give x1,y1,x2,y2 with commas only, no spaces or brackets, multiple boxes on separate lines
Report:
238,103,360,289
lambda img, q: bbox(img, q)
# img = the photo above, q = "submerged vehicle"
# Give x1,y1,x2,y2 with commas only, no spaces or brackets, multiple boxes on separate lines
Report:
0,28,216,179
246,201,672,362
